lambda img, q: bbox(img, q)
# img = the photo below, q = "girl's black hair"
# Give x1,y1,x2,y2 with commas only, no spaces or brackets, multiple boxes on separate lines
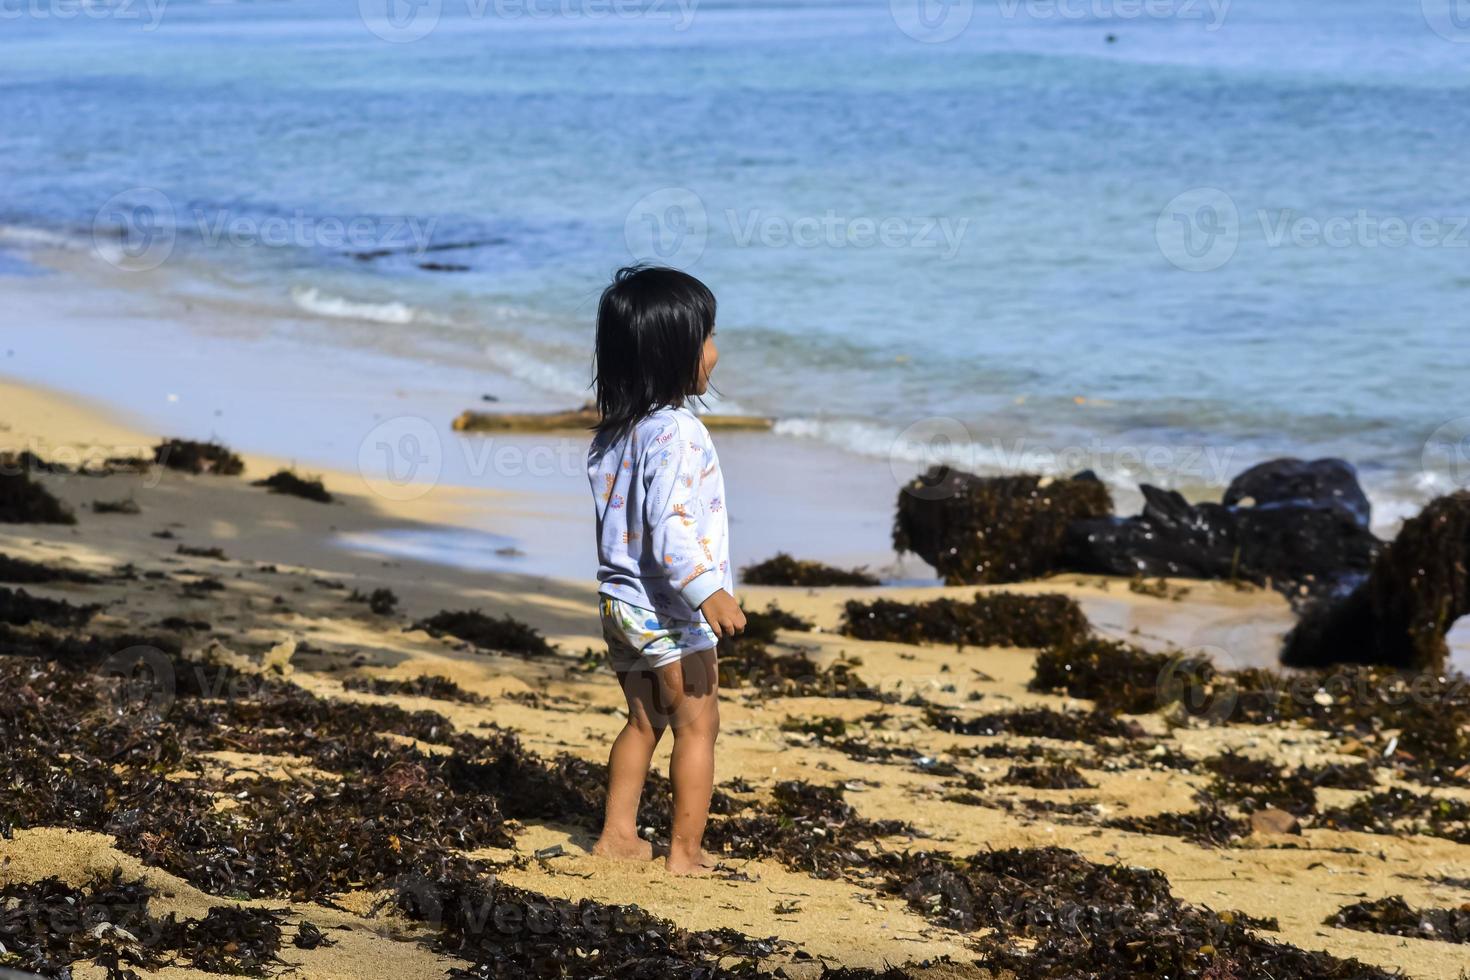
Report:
592,265,716,438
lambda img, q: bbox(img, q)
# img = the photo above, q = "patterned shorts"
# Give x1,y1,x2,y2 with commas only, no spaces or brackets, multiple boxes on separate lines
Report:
599,595,719,672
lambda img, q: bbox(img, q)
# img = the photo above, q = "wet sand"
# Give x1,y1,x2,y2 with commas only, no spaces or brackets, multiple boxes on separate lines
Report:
3,376,1470,978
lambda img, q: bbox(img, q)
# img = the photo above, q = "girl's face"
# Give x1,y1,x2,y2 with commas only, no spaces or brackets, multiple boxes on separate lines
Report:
693,332,718,395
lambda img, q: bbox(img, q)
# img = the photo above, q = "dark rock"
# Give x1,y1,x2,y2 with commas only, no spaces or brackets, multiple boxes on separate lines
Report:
1062,478,1380,600
1283,491,1470,670
1223,457,1371,529
894,468,1112,585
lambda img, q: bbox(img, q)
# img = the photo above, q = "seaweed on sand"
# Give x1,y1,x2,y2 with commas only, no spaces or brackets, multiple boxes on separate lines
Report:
717,635,893,702
893,468,1112,585
1319,787,1470,845
1000,762,1096,790
348,587,399,615
153,438,245,476
413,609,557,658
170,905,288,976
740,552,880,587
1327,895,1470,944
703,781,916,879
1201,753,1317,817
924,705,1139,742
742,602,814,636
344,673,488,704
0,586,99,628
1030,636,1212,716
1285,491,1470,670
252,469,333,504
1105,803,1251,847
0,870,287,978
0,552,99,584
0,464,76,524
379,859,788,979
878,846,1394,979
842,592,1089,649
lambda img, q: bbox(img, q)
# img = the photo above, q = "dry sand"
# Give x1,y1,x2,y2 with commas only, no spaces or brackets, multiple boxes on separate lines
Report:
3,376,1469,979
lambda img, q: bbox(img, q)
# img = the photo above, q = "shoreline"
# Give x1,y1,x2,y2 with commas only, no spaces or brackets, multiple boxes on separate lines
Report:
3,367,1470,978
0,249,940,583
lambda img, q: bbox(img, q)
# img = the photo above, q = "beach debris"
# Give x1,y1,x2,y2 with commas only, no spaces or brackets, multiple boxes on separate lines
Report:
92,496,141,515
718,637,892,701
894,468,1112,585
740,552,880,587
380,860,790,978
344,673,488,705
0,587,99,628
743,602,814,635
1128,575,1191,600
348,587,399,615
0,464,76,524
704,780,915,878
0,552,100,584
0,870,287,978
412,609,557,657
452,402,774,433
175,905,288,975
152,438,245,476
1030,636,1209,715
252,469,333,503
1319,788,1470,845
878,846,1391,979
842,591,1089,649
1106,803,1250,847
177,544,227,560
1062,460,1381,601
1284,490,1470,671
1202,752,1317,817
925,705,1139,741
292,921,336,950
999,762,1096,790
1327,895,1470,944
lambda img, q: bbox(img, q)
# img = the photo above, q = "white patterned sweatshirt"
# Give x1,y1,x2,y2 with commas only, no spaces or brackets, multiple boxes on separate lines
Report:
588,406,733,621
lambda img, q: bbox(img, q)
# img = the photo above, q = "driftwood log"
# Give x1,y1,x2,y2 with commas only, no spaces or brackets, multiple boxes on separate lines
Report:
453,404,774,434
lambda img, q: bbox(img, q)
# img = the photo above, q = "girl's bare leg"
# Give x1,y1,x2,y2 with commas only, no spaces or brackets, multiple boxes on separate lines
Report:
592,668,663,860
659,647,720,875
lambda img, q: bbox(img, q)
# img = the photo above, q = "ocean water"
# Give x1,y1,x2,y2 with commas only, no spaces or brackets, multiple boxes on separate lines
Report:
2,0,1468,527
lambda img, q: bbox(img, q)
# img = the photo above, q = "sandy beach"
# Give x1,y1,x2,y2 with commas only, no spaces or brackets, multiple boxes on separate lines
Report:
3,372,1469,979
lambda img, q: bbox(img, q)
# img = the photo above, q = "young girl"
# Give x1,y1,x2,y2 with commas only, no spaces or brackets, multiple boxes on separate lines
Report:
586,265,746,876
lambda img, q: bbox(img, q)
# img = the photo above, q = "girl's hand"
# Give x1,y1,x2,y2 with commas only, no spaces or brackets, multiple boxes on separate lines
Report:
699,590,746,638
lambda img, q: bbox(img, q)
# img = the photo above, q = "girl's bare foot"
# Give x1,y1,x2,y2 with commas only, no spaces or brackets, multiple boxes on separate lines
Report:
665,849,719,876
592,834,654,861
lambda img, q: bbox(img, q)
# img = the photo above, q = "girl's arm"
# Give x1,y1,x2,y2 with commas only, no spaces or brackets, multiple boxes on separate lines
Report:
644,421,738,632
